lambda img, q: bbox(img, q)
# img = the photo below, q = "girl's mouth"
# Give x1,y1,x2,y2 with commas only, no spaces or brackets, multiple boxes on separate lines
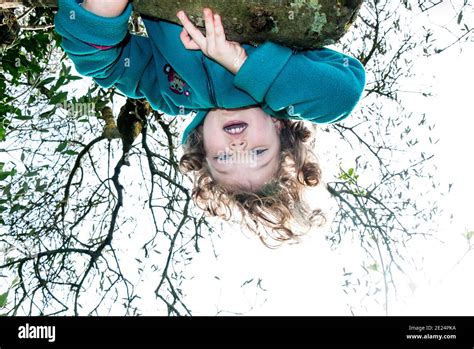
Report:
223,122,248,135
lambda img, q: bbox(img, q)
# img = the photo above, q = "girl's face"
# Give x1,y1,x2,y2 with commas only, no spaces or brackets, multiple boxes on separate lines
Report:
202,106,282,191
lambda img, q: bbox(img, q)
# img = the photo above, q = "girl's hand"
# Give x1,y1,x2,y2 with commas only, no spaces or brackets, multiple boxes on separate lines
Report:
177,8,248,75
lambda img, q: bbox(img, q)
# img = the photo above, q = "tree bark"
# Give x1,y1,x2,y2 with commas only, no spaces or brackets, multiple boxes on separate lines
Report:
0,9,19,45
0,0,363,49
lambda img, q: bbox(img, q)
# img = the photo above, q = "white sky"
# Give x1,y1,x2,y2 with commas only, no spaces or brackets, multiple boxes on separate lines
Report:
67,2,474,316
388,19,474,315
177,2,474,315
2,1,473,316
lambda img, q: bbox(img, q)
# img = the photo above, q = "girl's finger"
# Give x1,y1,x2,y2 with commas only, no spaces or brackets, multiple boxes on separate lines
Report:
179,28,200,50
203,8,215,43
214,13,226,45
177,11,206,49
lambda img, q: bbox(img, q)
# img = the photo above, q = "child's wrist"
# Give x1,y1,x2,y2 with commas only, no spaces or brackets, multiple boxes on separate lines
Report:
231,53,248,75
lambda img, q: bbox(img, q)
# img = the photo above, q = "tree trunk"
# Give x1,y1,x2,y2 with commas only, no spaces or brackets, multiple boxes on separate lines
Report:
0,0,363,49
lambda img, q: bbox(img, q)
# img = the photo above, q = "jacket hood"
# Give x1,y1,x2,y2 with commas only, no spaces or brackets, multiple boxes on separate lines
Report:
181,110,209,145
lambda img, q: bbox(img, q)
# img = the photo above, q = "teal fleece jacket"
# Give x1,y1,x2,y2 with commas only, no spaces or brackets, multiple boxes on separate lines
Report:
54,0,366,144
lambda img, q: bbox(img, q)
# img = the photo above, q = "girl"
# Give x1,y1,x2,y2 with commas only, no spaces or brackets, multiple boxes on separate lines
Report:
55,0,366,246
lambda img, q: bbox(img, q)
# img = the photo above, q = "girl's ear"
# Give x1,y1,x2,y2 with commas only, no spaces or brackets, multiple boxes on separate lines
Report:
272,119,283,133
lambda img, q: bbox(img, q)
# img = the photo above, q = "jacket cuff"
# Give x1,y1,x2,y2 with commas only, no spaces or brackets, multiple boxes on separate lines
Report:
233,42,293,102
54,0,132,47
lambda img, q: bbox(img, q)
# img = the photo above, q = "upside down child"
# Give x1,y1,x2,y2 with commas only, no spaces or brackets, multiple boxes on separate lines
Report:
54,0,366,246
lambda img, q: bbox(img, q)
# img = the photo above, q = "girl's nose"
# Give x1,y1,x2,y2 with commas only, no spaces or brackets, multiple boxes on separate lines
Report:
229,139,247,150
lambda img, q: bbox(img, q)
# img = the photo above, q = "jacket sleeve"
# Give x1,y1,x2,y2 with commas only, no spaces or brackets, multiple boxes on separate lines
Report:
54,0,176,114
233,42,366,123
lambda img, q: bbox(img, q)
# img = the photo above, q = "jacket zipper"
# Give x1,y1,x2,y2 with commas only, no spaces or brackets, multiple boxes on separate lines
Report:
201,56,218,107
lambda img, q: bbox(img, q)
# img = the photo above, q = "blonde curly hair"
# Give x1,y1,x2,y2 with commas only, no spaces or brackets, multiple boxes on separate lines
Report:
179,118,326,247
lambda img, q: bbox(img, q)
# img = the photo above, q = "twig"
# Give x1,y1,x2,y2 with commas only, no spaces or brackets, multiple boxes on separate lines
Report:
61,136,106,221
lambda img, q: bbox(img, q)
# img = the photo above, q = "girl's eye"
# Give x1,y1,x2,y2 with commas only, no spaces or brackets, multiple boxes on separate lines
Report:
253,149,268,156
215,154,231,161
214,149,267,161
